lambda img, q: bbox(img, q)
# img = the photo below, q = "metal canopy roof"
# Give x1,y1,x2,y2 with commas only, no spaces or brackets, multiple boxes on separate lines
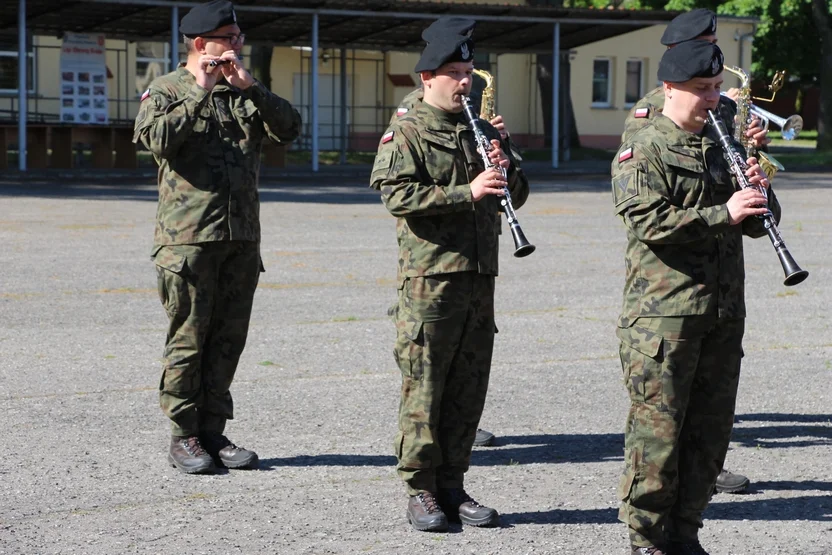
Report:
5,0,685,53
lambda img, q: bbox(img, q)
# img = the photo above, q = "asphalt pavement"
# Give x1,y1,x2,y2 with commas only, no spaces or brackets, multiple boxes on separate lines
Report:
1,170,830,554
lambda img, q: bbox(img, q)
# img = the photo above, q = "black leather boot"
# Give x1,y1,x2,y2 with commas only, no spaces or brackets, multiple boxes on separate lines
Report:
473,428,495,447
406,492,449,532
168,435,216,474
714,469,750,493
200,432,259,469
438,488,499,527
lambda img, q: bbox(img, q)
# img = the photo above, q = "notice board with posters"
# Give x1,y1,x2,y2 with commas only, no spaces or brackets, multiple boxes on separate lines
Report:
59,33,109,125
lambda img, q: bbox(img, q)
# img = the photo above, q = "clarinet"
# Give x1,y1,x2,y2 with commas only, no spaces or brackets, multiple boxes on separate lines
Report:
461,95,535,258
707,109,808,286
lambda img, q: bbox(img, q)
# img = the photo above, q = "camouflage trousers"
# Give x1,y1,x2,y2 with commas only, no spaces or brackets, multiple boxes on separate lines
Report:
153,241,261,437
616,315,744,547
391,272,495,496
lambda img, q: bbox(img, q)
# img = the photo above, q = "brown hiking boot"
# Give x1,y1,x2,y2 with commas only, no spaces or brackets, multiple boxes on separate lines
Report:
438,488,500,527
406,492,449,532
168,435,216,474
199,432,259,469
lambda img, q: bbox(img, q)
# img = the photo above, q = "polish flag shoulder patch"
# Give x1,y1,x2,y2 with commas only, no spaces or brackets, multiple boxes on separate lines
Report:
140,89,151,102
618,147,634,163
396,107,408,117
381,131,394,144
634,107,649,118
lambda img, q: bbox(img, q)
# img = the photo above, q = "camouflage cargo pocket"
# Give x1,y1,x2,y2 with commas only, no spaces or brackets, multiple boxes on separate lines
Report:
616,323,664,405
394,314,425,380
152,245,190,317
617,442,642,502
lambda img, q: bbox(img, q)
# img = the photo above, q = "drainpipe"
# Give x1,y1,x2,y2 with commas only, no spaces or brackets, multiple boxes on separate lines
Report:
735,24,756,70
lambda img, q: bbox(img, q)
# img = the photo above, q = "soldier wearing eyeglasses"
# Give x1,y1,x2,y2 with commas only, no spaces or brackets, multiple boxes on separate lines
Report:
133,0,301,475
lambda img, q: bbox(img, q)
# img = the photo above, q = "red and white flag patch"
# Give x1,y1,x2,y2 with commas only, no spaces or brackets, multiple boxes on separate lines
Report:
396,107,408,117
618,147,633,163
140,89,150,102
381,131,394,144
634,107,649,118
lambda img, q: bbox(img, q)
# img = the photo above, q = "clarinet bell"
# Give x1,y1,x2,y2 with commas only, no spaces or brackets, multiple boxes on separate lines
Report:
510,225,536,258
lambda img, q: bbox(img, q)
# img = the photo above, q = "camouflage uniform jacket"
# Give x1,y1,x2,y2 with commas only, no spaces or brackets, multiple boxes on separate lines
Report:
622,86,737,144
133,66,301,247
612,112,781,326
371,101,529,281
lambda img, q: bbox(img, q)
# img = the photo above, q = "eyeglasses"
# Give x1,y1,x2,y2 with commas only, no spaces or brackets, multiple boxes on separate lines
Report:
200,33,246,46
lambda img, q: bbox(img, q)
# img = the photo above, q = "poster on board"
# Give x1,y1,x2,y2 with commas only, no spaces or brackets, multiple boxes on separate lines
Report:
59,33,108,125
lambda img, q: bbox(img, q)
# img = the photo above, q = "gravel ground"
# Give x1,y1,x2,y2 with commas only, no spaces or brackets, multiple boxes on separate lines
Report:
0,171,830,555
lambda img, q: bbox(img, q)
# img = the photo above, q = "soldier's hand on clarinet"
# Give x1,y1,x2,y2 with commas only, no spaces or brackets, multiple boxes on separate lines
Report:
727,188,769,225
490,116,509,140
470,168,506,201
745,157,770,189
486,139,510,170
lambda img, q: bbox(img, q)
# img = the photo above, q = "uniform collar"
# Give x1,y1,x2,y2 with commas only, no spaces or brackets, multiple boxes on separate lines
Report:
418,101,464,128
653,112,706,147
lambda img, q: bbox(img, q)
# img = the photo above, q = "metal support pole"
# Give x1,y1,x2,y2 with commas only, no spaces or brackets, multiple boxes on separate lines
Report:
551,22,560,169
311,13,319,172
170,5,179,70
339,48,347,165
18,0,28,171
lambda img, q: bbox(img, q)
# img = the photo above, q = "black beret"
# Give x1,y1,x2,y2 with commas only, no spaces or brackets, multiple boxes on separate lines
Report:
180,0,238,37
660,8,717,46
658,41,724,82
414,17,476,73
422,17,476,42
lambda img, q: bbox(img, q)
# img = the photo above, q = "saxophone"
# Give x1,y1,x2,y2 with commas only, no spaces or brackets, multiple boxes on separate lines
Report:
722,65,785,179
473,68,496,120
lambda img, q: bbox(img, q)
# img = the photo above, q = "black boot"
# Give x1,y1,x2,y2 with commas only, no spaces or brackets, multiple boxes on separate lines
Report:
714,469,750,493
473,428,495,447
407,492,449,532
168,435,216,474
200,432,259,469
669,540,710,555
630,546,667,555
438,488,499,527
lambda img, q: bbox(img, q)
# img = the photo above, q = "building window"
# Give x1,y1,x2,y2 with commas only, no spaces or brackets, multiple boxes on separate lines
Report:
592,58,611,107
135,42,169,96
0,39,36,94
625,60,644,105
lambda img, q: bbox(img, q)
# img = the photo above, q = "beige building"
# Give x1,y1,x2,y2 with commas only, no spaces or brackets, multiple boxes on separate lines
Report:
4,14,754,158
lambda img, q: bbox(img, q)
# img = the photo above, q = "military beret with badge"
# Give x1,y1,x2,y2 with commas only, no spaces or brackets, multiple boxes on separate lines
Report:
414,17,477,73
180,0,238,37
658,40,724,83
660,8,717,46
